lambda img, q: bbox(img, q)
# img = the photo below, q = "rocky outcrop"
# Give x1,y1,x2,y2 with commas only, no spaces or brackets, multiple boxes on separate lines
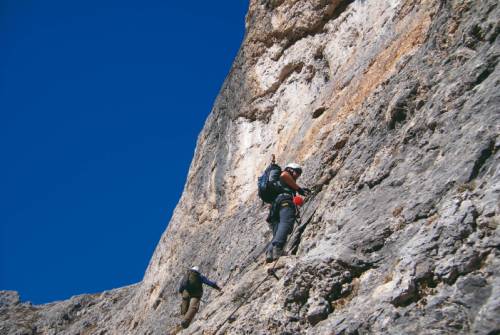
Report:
1,0,499,334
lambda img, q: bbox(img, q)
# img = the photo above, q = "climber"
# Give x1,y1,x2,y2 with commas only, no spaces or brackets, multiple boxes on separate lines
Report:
178,266,221,328
266,162,310,263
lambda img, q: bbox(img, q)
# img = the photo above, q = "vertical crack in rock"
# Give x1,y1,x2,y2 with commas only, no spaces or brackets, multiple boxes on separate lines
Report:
468,139,496,182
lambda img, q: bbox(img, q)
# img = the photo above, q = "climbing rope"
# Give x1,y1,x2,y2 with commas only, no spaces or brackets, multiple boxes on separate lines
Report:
210,169,322,333
211,193,319,334
212,259,281,335
221,241,271,287
287,189,320,255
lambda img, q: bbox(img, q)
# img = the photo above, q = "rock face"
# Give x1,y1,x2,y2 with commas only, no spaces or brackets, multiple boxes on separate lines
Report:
1,0,499,334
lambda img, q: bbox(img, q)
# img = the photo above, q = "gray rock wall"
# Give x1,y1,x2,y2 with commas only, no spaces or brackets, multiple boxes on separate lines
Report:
1,0,498,334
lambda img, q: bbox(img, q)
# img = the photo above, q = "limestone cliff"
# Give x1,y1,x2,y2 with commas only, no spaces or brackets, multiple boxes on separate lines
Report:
1,0,499,334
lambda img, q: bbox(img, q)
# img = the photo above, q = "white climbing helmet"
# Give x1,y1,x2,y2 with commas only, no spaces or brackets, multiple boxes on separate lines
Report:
285,162,303,173
190,266,200,272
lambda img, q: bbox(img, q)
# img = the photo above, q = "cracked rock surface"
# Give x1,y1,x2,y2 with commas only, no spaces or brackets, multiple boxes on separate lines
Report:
1,0,499,334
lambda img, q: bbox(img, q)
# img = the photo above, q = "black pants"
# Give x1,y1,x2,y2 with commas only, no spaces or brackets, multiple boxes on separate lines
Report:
270,201,296,248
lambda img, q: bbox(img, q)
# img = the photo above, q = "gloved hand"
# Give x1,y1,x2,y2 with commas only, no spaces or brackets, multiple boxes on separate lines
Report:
297,187,311,196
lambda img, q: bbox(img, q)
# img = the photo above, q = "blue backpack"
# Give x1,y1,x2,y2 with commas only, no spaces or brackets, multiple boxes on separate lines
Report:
258,163,282,203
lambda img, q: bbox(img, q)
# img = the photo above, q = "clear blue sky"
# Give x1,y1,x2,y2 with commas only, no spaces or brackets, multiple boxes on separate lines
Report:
0,0,248,304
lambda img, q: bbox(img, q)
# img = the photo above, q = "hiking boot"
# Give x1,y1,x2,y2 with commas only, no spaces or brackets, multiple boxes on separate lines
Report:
272,246,284,260
181,319,190,329
265,247,273,263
